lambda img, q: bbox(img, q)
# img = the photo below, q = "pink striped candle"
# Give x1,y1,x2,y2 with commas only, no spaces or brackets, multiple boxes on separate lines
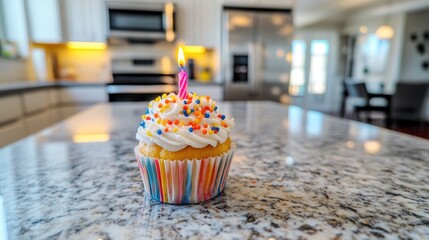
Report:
178,68,188,99
177,47,188,99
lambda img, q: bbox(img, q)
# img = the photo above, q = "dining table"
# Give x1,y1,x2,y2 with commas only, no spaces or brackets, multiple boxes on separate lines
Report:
0,101,428,239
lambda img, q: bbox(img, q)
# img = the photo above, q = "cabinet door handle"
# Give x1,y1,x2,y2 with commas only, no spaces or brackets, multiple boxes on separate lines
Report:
164,2,174,42
249,42,257,94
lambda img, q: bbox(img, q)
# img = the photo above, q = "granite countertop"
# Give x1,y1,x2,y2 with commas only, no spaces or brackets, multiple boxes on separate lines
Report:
0,102,428,239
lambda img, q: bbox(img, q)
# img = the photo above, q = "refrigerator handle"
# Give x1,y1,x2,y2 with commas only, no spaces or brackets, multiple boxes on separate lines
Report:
248,42,258,95
255,43,264,94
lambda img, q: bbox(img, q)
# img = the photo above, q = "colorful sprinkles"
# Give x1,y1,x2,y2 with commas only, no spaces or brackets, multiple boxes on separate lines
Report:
139,92,231,136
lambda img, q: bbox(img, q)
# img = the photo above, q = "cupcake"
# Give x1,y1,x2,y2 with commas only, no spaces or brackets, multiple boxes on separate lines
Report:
134,92,235,204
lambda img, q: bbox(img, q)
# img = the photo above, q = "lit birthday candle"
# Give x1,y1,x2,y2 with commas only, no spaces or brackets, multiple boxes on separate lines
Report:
177,47,188,99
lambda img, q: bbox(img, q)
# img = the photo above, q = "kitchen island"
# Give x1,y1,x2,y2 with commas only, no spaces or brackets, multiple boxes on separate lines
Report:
0,102,428,239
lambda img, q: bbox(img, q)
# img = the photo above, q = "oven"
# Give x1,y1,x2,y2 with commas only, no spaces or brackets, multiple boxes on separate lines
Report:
107,56,177,102
106,1,175,42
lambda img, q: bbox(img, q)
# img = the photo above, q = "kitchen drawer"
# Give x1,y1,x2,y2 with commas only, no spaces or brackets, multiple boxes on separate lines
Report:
24,111,53,135
47,89,60,107
0,120,26,147
60,87,107,104
188,85,223,100
0,95,24,125
23,90,49,114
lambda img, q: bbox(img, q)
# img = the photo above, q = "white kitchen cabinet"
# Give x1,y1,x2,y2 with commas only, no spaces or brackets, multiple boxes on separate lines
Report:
63,0,106,42
27,0,106,43
90,0,107,42
47,89,60,107
24,111,53,135
0,95,24,125
59,87,107,104
22,90,49,114
62,0,88,42
26,0,63,43
194,0,220,48
176,0,220,48
0,121,26,147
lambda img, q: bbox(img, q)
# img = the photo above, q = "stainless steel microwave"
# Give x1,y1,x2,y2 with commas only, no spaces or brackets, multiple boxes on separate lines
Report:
106,2,175,42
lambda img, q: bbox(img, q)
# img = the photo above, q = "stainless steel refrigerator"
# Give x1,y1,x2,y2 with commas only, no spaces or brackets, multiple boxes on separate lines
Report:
222,7,293,101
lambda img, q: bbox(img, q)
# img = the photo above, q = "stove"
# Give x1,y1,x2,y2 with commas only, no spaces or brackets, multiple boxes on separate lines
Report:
107,56,177,102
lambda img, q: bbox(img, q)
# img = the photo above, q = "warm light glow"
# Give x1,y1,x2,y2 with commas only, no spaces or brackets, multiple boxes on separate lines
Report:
166,31,175,42
280,73,289,83
364,140,382,154
359,26,368,34
283,118,289,128
271,14,284,26
279,25,293,36
67,42,106,50
73,134,110,143
286,52,292,63
165,2,175,42
276,49,285,58
279,94,291,104
161,56,171,74
231,15,252,27
183,46,206,54
376,25,394,39
227,23,235,31
289,85,300,96
178,46,185,67
346,141,355,149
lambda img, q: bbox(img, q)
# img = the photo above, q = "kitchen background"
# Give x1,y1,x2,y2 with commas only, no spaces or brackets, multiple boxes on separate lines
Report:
0,0,429,146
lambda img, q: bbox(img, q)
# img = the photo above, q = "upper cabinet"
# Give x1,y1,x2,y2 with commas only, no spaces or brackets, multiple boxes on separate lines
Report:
63,0,106,42
174,0,290,47
176,0,220,48
26,0,106,43
26,0,63,43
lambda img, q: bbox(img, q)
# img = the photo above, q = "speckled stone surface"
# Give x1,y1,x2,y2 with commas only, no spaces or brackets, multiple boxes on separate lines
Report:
1,102,428,240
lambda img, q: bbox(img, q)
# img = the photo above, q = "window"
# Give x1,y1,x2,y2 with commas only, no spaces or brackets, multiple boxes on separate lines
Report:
361,34,389,74
289,40,306,96
308,40,329,94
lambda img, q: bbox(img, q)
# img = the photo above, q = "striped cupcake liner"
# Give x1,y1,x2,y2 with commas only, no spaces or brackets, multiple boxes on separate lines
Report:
134,144,236,204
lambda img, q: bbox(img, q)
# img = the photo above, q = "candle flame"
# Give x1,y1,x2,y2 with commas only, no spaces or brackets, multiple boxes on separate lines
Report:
178,46,185,67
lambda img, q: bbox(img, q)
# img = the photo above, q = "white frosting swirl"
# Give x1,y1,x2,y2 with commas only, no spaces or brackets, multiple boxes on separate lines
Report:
136,93,234,151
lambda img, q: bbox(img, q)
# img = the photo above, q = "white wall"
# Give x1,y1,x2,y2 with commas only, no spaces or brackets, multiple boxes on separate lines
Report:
400,8,429,81
399,8,429,120
343,14,405,93
343,10,429,120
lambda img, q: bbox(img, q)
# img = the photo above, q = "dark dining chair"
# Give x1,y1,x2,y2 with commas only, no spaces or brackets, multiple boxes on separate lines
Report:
344,81,392,122
391,82,428,122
